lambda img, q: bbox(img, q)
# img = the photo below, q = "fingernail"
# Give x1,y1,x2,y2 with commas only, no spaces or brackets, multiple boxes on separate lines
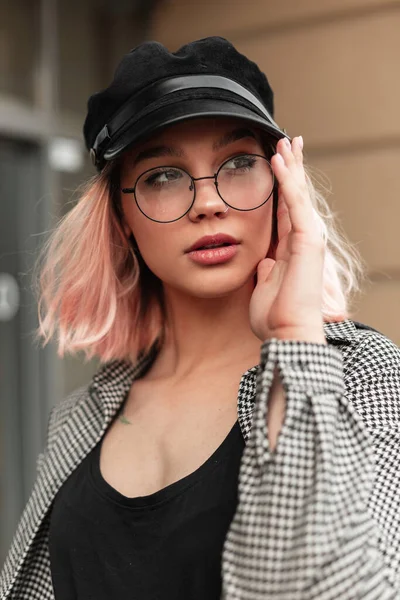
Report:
283,137,291,148
275,153,284,163
298,135,304,150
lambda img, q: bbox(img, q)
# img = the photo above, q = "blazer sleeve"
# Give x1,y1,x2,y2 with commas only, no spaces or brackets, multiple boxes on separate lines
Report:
222,336,400,599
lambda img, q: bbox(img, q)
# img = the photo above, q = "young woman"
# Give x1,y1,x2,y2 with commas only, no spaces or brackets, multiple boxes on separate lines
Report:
1,37,399,600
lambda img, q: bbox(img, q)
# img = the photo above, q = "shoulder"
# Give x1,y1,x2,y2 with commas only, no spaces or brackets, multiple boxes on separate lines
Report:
324,318,400,375
45,361,124,442
325,318,400,428
45,352,155,446
45,383,91,447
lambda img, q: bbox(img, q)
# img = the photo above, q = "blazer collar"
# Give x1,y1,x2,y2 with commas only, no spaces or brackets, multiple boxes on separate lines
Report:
323,318,357,344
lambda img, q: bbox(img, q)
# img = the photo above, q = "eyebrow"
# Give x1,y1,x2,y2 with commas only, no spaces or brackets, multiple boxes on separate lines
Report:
133,145,184,166
132,127,258,166
212,127,258,150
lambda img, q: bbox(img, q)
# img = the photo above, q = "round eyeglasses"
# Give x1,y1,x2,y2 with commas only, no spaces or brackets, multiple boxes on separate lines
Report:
121,153,275,224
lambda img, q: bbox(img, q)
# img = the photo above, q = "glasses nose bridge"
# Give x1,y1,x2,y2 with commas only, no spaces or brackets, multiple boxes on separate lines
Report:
190,172,219,192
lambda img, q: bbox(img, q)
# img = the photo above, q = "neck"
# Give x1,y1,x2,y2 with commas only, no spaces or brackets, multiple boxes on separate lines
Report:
150,278,262,382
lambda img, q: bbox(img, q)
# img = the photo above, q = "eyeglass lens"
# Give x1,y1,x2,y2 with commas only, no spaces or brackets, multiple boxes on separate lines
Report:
134,154,274,222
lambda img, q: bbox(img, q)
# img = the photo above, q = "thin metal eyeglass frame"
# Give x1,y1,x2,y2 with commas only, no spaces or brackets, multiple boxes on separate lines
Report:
120,153,275,224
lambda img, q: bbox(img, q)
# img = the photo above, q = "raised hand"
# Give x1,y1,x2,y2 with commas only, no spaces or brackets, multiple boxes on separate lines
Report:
249,136,327,345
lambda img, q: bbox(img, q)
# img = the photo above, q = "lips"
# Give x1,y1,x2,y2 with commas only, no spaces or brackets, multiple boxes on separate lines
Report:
187,234,239,253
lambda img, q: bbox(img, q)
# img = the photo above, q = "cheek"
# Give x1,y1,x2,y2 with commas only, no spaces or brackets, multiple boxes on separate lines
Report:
122,196,157,248
246,202,274,257
125,208,180,275
133,223,169,266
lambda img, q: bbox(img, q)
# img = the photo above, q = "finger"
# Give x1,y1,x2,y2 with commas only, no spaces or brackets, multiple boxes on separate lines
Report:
276,136,306,184
276,190,292,248
257,257,288,287
277,137,296,170
272,139,323,243
291,136,303,167
271,154,316,236
256,257,276,283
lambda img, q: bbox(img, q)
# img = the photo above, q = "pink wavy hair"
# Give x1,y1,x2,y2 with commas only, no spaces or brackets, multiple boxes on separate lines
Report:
34,152,367,364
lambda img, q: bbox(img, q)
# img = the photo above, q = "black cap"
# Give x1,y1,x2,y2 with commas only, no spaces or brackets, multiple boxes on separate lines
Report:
83,36,289,171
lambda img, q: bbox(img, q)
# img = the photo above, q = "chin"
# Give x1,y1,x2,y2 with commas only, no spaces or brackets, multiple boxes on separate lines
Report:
177,268,256,298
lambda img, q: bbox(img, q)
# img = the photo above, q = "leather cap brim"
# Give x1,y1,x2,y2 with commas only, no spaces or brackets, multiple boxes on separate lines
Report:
102,97,288,164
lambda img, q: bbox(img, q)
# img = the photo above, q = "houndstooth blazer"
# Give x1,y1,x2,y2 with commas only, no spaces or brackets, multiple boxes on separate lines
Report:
1,319,400,599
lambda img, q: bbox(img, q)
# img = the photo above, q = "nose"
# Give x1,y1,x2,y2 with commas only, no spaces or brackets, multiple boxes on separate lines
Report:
187,176,229,221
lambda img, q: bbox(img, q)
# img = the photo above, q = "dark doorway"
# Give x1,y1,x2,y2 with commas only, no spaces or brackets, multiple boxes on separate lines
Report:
0,138,48,563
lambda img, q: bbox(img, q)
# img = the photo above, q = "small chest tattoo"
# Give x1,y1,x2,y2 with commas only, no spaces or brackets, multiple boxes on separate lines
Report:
118,413,132,425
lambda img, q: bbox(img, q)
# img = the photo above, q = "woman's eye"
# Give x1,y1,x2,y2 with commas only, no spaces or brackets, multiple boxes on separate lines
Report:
222,155,257,172
144,168,183,187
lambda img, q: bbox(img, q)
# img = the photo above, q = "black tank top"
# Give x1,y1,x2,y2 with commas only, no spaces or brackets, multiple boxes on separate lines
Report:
49,418,245,600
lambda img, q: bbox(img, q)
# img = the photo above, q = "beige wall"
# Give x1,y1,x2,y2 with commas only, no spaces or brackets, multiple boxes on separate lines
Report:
149,0,400,343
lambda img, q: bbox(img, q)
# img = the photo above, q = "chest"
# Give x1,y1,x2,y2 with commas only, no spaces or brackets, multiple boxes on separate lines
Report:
99,375,244,498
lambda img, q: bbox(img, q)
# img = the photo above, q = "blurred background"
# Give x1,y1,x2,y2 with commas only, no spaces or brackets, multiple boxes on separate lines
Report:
1,0,399,564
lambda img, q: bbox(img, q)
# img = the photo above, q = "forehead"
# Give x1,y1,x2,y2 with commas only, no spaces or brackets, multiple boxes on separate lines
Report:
124,117,262,159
